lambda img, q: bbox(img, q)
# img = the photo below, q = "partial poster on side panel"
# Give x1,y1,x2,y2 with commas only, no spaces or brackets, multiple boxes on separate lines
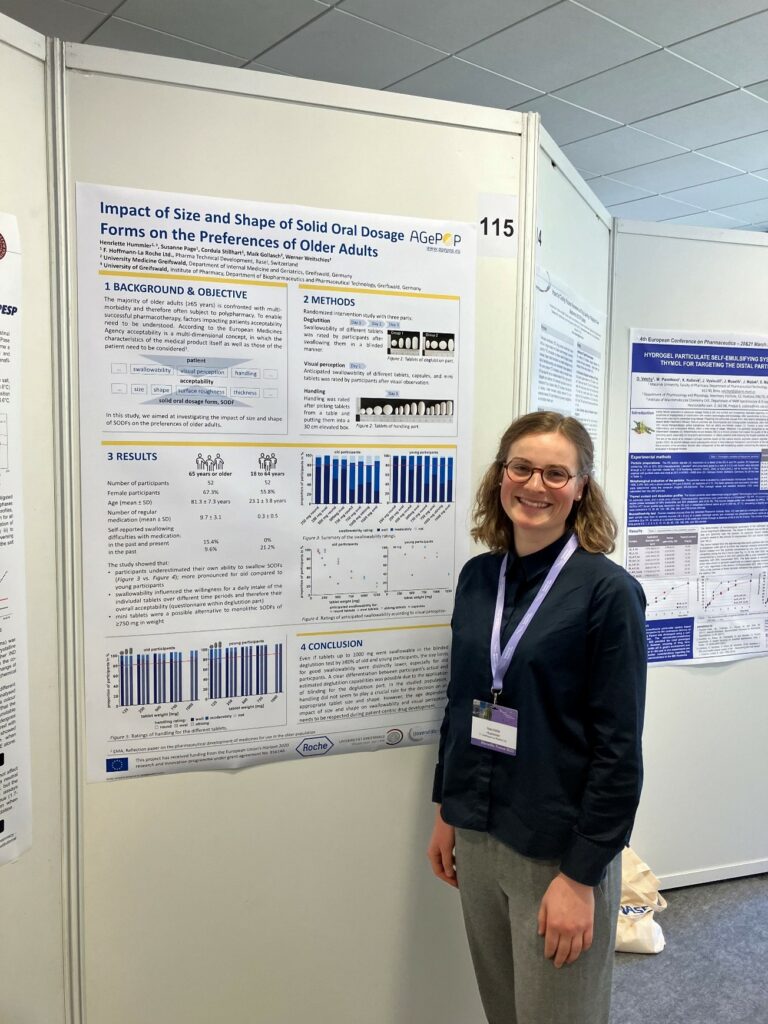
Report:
76,183,475,781
627,328,768,666
0,212,32,862
531,269,606,473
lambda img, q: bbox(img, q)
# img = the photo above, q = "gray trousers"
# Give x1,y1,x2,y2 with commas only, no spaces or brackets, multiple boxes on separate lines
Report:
455,829,620,1024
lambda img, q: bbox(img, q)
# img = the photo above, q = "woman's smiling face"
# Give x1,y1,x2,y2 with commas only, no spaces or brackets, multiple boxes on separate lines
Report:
500,431,584,554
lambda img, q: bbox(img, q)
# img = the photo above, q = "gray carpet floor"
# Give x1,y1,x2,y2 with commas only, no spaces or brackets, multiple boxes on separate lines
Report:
610,873,768,1024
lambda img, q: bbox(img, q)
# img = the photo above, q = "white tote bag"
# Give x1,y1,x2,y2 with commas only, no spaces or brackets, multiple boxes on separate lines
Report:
615,847,667,954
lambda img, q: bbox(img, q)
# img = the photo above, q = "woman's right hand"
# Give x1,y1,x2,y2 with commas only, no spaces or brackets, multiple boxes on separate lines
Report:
427,807,458,888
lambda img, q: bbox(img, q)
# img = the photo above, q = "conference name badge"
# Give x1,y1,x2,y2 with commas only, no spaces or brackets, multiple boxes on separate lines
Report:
470,699,517,755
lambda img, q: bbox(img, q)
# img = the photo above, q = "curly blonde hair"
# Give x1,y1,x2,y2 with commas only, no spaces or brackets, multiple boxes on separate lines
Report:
471,411,617,554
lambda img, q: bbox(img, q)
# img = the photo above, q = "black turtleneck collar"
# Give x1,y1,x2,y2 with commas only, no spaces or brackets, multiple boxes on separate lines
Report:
506,529,574,581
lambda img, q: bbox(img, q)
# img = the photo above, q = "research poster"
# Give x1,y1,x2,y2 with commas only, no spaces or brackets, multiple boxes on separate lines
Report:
0,212,32,863
531,271,606,471
77,183,475,781
627,329,768,665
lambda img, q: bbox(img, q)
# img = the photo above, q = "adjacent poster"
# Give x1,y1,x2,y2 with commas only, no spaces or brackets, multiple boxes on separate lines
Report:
628,329,768,665
0,212,32,862
77,183,475,781
531,270,606,471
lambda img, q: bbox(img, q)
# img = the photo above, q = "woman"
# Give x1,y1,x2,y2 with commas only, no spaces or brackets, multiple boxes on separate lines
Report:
428,411,646,1024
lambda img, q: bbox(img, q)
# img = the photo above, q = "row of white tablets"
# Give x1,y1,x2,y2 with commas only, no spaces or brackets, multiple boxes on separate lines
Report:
359,400,453,416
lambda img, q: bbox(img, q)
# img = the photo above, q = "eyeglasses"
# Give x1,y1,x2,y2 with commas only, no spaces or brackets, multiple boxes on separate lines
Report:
502,459,579,489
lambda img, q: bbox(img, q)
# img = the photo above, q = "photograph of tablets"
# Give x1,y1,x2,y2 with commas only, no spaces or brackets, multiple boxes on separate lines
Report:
422,332,455,357
355,398,454,422
387,330,421,355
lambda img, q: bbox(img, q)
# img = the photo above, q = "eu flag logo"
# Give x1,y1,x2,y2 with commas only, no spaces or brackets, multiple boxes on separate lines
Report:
106,757,129,773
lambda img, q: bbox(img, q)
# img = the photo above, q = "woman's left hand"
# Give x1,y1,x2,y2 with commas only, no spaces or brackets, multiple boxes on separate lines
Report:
537,873,595,968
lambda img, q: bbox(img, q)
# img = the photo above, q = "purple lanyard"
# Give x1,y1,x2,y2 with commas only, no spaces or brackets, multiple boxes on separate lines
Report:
490,533,578,697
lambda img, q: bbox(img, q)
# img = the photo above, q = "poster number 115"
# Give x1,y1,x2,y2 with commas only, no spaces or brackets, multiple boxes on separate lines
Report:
477,194,518,258
480,216,515,237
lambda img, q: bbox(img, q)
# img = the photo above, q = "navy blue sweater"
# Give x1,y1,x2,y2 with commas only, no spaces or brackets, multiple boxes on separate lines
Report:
433,532,647,886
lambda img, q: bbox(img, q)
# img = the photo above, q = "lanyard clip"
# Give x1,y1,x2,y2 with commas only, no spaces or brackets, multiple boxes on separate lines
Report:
492,690,499,706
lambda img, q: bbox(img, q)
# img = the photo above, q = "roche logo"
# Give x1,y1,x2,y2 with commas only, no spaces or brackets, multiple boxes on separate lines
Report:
409,725,439,743
296,736,334,757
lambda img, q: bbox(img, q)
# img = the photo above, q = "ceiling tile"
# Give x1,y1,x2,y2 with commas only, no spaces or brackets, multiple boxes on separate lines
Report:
0,0,103,39
117,0,327,60
662,211,749,228
666,173,768,210
561,126,686,176
459,3,655,92
609,152,742,192
715,195,768,222
257,9,444,89
635,91,768,149
746,78,768,101
512,95,620,145
64,0,122,12
741,221,768,230
575,0,768,46
338,0,556,54
86,18,243,64
389,58,540,108
607,195,701,219
698,131,768,171
671,12,768,89
586,177,653,205
554,50,732,123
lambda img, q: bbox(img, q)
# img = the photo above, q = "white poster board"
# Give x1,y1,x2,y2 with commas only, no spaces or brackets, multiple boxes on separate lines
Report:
608,221,768,887
531,131,611,473
64,45,524,1024
0,20,65,1024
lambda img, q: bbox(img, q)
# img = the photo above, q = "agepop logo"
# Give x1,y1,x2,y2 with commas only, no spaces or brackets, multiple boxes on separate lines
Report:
409,228,463,252
0,233,7,261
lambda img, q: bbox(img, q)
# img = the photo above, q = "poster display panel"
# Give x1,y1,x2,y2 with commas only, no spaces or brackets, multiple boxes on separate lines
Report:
532,270,605,469
76,183,475,780
0,212,31,862
627,328,768,665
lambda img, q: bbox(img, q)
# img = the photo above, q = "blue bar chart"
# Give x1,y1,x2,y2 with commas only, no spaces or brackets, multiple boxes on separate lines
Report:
313,454,381,504
208,641,284,699
391,454,454,503
306,450,455,507
119,648,199,706
118,642,283,705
